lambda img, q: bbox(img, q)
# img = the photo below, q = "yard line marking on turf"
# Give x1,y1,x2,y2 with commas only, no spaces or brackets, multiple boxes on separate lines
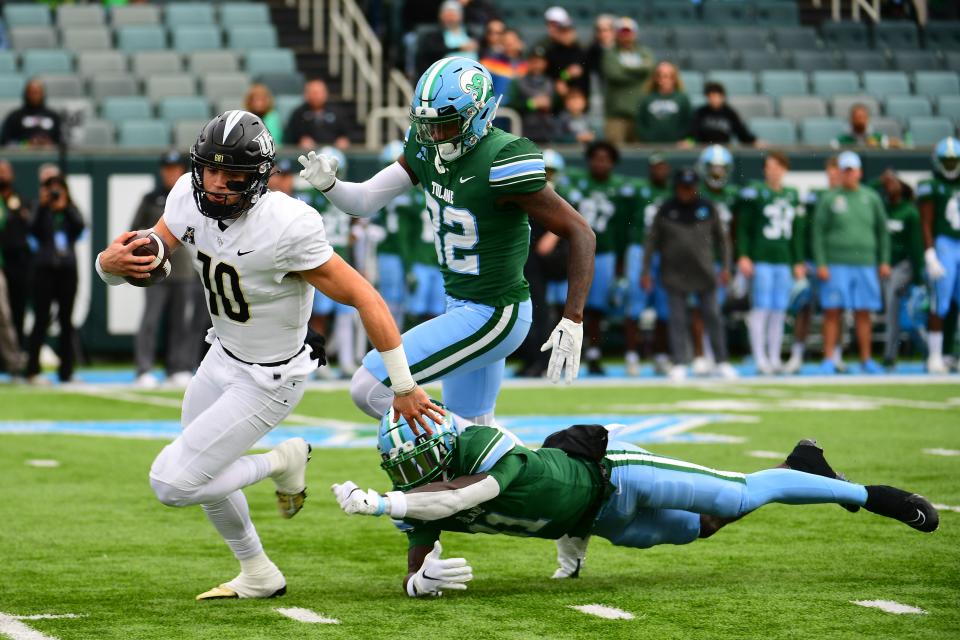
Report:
923,448,960,457
25,459,60,468
0,613,62,640
748,451,786,459
275,608,340,624
933,503,960,513
9,616,82,621
568,604,635,620
851,600,927,615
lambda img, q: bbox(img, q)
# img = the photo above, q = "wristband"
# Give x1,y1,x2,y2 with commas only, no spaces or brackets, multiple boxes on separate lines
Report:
374,494,386,516
386,490,407,519
95,252,126,286
381,344,416,394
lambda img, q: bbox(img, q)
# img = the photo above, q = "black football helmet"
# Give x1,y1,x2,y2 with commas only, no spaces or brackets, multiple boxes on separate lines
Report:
190,110,276,220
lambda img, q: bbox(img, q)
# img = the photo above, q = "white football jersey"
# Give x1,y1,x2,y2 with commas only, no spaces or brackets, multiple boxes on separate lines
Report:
163,173,333,362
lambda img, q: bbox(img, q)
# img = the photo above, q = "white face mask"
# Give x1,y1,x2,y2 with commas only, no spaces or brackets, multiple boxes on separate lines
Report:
438,141,463,161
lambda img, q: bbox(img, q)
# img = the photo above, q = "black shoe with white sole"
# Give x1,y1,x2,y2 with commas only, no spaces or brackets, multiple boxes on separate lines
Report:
785,439,861,513
864,485,939,533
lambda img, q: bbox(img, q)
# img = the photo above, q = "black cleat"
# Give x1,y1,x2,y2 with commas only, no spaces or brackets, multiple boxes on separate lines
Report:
865,485,939,533
785,439,860,513
587,359,605,376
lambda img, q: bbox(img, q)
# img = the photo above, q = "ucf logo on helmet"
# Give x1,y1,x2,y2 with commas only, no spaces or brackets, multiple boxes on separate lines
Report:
254,130,275,157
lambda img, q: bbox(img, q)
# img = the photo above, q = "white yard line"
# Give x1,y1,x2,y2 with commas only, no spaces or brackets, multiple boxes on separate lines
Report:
568,604,635,620
747,451,787,459
24,460,60,468
0,614,61,640
9,617,82,621
274,607,339,624
933,503,960,513
851,600,927,615
923,448,960,457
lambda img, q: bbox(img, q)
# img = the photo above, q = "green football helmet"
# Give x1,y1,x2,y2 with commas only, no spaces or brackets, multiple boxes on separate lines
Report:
377,402,458,491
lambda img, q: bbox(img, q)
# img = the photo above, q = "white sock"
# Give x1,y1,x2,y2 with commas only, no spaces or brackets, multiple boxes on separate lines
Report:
334,312,356,370
791,341,805,360
929,331,944,359
625,351,639,364
202,490,264,561
586,346,601,361
463,411,497,427
701,334,715,363
747,309,769,367
767,311,786,367
239,551,275,576
833,345,843,362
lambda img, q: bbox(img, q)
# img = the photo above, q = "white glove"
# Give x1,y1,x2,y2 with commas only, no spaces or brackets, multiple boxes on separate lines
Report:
298,150,339,192
331,481,385,516
551,534,589,579
408,541,473,597
925,247,946,281
540,317,583,384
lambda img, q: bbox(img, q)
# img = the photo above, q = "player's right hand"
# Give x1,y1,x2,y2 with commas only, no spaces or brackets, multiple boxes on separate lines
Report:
737,256,754,279
409,541,472,597
98,230,155,278
298,150,338,192
925,247,946,281
541,317,583,384
392,386,444,436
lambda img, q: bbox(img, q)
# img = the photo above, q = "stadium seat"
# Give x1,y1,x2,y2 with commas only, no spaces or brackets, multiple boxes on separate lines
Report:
874,22,920,51
10,26,58,50
91,74,140,100
145,75,197,102
37,73,84,98
688,51,736,73
101,96,153,124
77,51,127,78
651,2,697,26
255,71,305,97
908,116,955,145
842,50,889,72
56,5,105,28
275,94,302,125
110,5,161,27
755,2,799,26
812,71,859,97
0,98,23,123
21,50,73,76
872,117,904,141
779,95,828,120
174,120,207,149
937,96,960,124
0,52,16,74
800,117,846,145
117,25,167,53
118,119,171,148
61,27,112,52
158,96,211,123
915,72,960,100
48,97,94,121
219,3,271,26
723,28,771,51
226,26,278,50
690,94,707,111
703,3,755,27
201,73,251,101
924,22,960,51
214,96,246,116
3,4,50,28
885,96,933,123
604,0,647,23
188,51,240,75
821,21,870,50
791,50,840,72
772,26,820,51
728,95,774,119
165,2,215,27
173,26,222,53
680,70,704,98
759,71,807,98
708,71,756,96
863,72,911,97
654,49,687,69
892,50,940,72
245,49,296,75
0,75,25,99
76,119,115,147
673,27,719,51
636,28,670,51
749,117,797,145
741,51,790,72
132,51,183,77
831,94,880,118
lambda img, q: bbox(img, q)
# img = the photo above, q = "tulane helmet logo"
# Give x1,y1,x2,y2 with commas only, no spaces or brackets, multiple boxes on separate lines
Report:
461,71,491,103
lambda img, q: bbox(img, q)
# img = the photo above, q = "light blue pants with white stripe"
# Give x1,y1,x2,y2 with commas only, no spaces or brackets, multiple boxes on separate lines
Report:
593,442,868,549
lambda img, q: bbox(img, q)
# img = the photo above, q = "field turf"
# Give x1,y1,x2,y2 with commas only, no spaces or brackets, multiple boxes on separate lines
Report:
0,382,957,639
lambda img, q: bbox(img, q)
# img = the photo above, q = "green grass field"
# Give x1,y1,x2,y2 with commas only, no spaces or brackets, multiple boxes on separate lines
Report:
1,382,958,639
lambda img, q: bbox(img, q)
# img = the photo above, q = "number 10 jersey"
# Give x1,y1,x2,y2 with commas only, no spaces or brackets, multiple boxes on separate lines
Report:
162,173,334,363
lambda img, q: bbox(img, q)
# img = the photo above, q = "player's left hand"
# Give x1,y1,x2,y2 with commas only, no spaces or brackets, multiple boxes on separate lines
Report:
540,317,583,384
392,386,444,436
331,481,384,516
297,150,338,192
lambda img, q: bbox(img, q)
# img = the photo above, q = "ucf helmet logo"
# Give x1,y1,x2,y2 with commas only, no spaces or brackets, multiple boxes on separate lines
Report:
460,71,491,103
254,130,275,156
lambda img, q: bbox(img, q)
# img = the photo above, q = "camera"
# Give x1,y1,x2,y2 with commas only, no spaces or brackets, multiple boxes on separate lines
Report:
48,188,62,200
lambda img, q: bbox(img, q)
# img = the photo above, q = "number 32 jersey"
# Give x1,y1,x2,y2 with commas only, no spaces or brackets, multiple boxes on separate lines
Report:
162,173,334,363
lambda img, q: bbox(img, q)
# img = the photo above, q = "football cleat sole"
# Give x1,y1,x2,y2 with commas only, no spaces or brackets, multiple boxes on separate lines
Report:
786,438,860,513
196,584,287,601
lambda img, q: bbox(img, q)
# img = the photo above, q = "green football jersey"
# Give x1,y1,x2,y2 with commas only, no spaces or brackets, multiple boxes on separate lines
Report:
735,182,799,265
567,173,638,254
404,426,605,547
627,180,670,246
296,189,352,260
700,183,739,229
403,127,545,307
917,176,960,241
392,188,437,268
373,191,414,259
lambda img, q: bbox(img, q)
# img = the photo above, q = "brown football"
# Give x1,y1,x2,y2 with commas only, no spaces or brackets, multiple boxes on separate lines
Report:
123,230,171,287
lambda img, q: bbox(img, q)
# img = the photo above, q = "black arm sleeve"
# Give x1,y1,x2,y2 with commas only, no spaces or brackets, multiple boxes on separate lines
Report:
729,106,756,144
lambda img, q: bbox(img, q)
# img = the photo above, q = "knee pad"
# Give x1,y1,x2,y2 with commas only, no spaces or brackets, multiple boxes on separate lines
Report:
350,366,392,419
150,477,198,507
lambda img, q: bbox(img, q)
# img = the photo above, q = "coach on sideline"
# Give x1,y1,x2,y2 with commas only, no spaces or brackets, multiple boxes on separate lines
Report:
813,151,890,375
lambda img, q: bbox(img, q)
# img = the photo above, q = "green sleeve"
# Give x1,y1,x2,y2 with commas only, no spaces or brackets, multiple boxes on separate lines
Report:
874,194,891,265
485,451,526,492
812,195,829,268
488,137,546,194
600,49,625,85
905,206,925,284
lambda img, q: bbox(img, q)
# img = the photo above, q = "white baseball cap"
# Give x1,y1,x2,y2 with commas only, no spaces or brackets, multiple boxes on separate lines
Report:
545,6,572,27
837,150,862,170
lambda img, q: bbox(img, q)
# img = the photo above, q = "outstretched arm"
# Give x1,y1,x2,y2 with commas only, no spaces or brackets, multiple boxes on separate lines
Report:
298,152,418,217
331,473,500,521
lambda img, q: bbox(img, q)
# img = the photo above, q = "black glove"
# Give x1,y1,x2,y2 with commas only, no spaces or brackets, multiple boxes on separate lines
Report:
305,330,327,368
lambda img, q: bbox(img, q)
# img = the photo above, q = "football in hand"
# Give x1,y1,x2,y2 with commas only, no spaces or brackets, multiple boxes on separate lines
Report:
123,230,171,287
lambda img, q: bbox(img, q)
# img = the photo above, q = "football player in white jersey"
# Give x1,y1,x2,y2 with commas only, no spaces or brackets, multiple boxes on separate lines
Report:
95,111,441,600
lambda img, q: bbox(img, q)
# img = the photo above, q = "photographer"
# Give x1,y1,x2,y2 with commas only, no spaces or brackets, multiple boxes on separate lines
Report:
25,175,84,384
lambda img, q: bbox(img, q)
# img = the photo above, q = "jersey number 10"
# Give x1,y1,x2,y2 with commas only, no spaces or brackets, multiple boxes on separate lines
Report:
197,251,250,322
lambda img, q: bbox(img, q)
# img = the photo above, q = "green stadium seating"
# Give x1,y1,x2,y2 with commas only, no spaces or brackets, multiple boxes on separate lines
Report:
636,29,670,51
145,74,197,102
749,117,797,145
680,70,704,97
892,51,941,72
132,51,183,77
158,96,211,123
110,6,161,27
77,119,115,147
728,95,774,119
117,26,167,53
118,119,171,148
215,96,245,116
791,50,840,72
708,71,756,96
821,21,870,49
226,26,277,50
0,75,25,99
800,117,846,145
10,26,58,50
165,3,216,27
872,117,903,141
3,4,50,28
812,71,859,97
832,94,880,118
873,22,920,50
650,2,697,26
759,71,807,98
885,96,933,123
0,52,16,74
255,71,304,96
723,27,770,52
689,51,736,72
703,2,754,27
603,1,647,22
61,27,112,52
672,27,719,51
937,96,960,124
56,5,105,28
174,120,207,149
908,116,955,145
91,74,139,100
779,95,828,120
219,3,271,26
863,71,910,97
246,49,296,75
188,51,240,75
924,22,960,51
101,96,152,123
755,2,798,26
772,26,820,50
172,26,222,53
275,94,302,125
201,72,251,101
0,99,20,122
842,50,889,72
915,72,960,100
21,49,73,76
37,73,84,98
741,51,790,71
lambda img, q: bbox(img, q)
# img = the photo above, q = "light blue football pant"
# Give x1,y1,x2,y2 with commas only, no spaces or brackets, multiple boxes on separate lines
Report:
592,442,868,549
355,297,532,418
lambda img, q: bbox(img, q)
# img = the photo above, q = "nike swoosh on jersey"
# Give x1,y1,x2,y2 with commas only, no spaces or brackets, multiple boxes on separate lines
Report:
237,249,255,256
459,176,476,183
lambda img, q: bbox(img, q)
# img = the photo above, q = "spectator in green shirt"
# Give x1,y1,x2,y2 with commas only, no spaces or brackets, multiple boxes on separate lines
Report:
832,103,901,150
244,84,283,145
812,151,891,375
636,62,691,144
601,17,654,145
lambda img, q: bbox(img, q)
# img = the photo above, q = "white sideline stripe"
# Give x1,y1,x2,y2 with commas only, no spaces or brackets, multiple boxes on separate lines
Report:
0,614,61,640
568,604,635,620
275,608,339,624
932,503,960,513
851,600,927,615
10,616,82,621
747,450,786,459
606,452,745,479
923,448,960,456
25,459,60,468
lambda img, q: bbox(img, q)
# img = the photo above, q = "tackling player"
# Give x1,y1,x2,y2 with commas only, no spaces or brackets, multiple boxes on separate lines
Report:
298,57,595,425
333,411,938,596
96,111,441,600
